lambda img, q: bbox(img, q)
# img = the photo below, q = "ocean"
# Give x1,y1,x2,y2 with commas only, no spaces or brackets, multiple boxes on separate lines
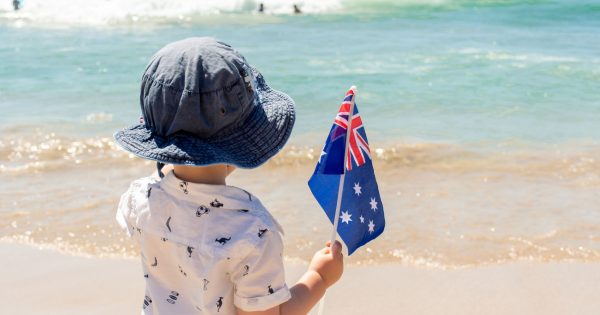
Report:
0,0,599,268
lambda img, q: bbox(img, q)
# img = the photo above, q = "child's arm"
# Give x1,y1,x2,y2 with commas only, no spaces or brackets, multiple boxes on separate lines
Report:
237,241,344,315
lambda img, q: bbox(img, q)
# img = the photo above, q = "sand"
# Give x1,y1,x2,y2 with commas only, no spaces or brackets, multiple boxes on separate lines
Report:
2,243,600,315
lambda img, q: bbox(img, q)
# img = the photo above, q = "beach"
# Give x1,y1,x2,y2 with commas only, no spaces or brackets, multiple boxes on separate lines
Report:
3,243,600,315
1,0,600,313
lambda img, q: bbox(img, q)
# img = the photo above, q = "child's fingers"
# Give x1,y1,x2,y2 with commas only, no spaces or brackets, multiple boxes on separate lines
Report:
330,241,343,257
322,241,342,256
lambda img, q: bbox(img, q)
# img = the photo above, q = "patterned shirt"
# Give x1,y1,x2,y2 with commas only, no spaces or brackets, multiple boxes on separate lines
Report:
116,171,291,314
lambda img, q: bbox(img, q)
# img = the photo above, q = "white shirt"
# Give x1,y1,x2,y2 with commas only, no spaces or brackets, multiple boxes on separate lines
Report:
117,171,291,314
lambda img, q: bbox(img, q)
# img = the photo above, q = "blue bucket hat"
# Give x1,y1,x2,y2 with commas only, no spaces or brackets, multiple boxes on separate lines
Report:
114,37,295,170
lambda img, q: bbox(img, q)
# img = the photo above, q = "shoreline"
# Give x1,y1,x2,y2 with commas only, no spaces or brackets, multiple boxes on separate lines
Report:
2,243,600,315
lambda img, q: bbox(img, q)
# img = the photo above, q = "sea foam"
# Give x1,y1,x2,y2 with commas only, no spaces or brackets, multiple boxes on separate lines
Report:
0,0,342,25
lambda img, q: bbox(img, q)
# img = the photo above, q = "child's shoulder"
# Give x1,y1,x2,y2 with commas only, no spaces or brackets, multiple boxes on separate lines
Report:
213,188,284,240
212,202,284,263
193,187,285,259
122,177,284,257
116,175,159,235
126,175,160,194
120,175,158,206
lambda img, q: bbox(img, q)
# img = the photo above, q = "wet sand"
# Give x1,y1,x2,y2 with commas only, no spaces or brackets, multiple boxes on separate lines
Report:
2,242,600,315
3,149,599,267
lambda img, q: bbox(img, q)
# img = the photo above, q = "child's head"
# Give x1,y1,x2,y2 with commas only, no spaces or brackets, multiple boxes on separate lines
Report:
114,37,295,172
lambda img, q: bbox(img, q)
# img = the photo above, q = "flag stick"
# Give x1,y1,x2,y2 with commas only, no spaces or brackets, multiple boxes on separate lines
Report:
317,86,357,315
328,85,357,245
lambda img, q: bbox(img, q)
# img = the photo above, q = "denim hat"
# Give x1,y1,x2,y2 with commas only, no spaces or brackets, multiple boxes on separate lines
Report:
114,37,295,169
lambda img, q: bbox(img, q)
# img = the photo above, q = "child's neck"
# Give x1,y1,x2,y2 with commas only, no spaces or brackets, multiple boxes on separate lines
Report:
172,164,228,185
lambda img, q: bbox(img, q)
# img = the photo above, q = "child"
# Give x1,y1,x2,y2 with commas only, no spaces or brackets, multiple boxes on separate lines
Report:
114,37,343,314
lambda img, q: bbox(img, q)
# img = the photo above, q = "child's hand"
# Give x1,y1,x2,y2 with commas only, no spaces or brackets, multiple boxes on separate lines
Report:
308,240,344,287
273,241,344,314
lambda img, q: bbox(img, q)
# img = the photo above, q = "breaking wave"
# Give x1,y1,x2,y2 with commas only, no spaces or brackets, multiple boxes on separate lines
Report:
1,131,599,184
1,0,589,26
0,0,342,25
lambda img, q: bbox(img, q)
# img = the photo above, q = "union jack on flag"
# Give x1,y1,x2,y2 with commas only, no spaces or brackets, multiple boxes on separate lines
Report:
333,90,372,171
308,88,385,255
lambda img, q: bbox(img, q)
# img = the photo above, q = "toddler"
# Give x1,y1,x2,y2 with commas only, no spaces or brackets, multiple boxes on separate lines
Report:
115,37,343,315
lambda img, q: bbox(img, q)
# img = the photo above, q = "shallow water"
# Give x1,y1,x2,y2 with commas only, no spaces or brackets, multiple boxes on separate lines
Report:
1,0,599,267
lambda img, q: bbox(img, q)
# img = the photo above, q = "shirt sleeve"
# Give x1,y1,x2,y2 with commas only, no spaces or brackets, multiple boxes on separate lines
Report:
231,228,291,312
116,182,136,237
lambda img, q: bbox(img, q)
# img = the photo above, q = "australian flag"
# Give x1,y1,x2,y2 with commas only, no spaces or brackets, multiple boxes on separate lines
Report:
308,88,385,255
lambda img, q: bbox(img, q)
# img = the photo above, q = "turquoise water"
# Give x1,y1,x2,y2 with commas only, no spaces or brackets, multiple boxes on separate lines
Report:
1,0,600,266
1,0,599,144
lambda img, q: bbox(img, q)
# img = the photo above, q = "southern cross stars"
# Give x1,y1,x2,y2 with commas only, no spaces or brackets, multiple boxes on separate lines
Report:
359,215,365,223
340,210,352,224
368,220,375,233
353,182,362,196
369,197,378,211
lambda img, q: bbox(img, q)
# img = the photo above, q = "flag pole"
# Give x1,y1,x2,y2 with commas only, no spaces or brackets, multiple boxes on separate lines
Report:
317,86,357,315
328,85,357,245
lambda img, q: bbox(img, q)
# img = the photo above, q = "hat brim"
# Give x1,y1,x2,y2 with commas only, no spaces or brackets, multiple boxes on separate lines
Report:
114,69,295,169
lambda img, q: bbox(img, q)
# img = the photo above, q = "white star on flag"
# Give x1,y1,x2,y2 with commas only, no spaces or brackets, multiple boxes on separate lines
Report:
370,197,378,211
368,220,375,233
359,215,365,223
340,211,352,224
353,182,362,196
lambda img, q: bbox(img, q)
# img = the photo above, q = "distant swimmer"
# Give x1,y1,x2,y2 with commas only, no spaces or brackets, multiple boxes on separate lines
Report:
258,3,264,13
293,4,302,14
12,0,20,10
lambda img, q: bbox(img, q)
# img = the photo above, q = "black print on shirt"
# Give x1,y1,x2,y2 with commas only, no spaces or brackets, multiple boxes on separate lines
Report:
237,209,249,213
268,285,274,294
216,297,223,312
167,291,179,304
258,228,268,238
147,187,152,198
179,181,189,194
143,295,152,309
166,216,172,232
151,257,158,267
215,237,231,245
187,246,194,257
203,278,209,291
243,265,249,276
210,199,224,208
136,227,142,234
161,237,168,242
241,189,252,201
196,205,210,217
179,265,187,277
144,274,148,278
